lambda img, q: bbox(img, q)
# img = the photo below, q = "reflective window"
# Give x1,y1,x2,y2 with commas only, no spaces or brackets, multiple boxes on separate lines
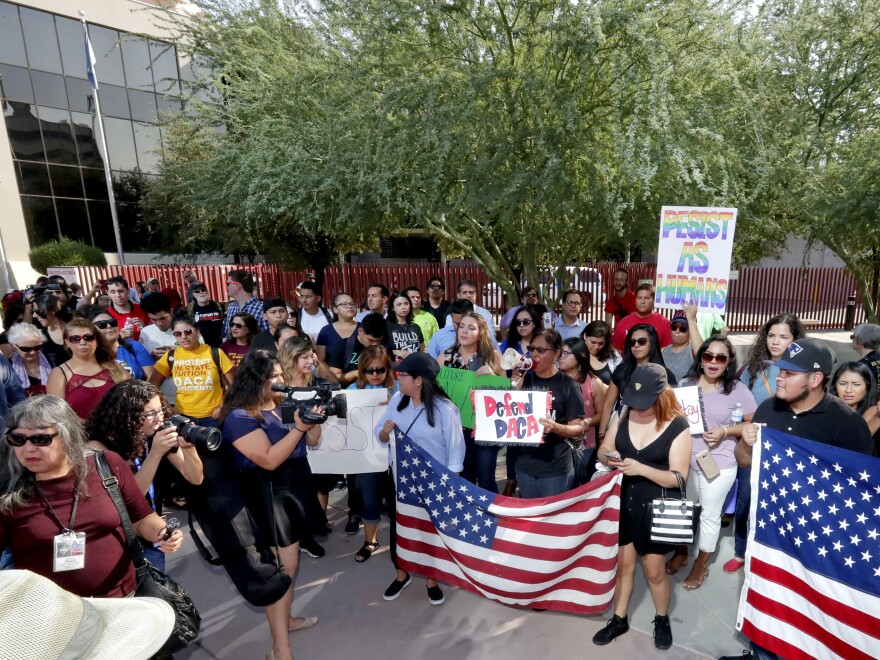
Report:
31,70,68,108
101,117,138,171
49,164,84,198
89,25,125,87
87,200,117,251
81,167,109,200
133,122,161,173
65,76,94,114
149,40,180,96
71,112,102,168
157,95,183,118
56,198,92,243
16,161,51,196
128,89,157,123
20,8,62,74
121,36,152,90
99,84,130,119
38,106,78,166
0,2,27,67
56,15,88,80
4,101,44,161
21,195,59,245
0,64,35,103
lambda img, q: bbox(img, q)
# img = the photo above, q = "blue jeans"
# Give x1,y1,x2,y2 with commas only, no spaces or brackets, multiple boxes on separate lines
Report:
357,469,391,524
0,546,12,569
462,430,500,493
734,464,751,558
516,469,574,499
143,544,166,572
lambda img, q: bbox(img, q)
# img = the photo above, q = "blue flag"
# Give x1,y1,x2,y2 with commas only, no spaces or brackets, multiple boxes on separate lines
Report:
85,33,98,91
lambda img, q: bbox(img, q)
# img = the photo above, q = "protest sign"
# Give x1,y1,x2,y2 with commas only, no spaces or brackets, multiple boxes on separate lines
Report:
673,385,707,435
436,367,510,428
306,388,390,474
654,206,737,314
473,390,551,445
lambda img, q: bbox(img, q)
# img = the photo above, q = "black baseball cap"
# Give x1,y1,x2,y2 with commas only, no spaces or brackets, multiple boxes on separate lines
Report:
766,338,834,375
263,297,287,313
393,352,440,380
621,363,668,409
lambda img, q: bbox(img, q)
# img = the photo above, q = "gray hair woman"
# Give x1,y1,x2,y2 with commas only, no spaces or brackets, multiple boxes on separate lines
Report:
0,396,183,597
7,323,52,397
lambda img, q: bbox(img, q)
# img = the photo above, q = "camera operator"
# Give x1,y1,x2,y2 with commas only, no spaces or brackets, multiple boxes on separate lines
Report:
85,380,204,570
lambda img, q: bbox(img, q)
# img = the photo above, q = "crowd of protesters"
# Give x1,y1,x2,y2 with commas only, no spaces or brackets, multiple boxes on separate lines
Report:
0,268,878,659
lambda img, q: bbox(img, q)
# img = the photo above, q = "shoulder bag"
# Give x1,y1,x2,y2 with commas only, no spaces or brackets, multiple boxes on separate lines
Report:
649,470,702,545
95,451,201,655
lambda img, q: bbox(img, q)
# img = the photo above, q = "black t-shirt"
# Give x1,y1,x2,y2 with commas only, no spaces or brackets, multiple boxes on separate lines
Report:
329,335,366,374
387,322,423,353
514,370,586,478
250,330,277,354
191,302,224,347
425,300,451,329
860,351,880,392
753,393,873,456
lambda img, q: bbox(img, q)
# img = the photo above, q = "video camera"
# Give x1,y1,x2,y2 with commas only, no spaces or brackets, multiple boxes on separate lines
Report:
271,383,347,425
161,414,222,451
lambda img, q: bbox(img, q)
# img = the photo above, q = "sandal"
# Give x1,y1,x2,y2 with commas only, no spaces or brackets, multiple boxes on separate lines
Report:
683,566,710,591
665,548,689,575
355,541,379,563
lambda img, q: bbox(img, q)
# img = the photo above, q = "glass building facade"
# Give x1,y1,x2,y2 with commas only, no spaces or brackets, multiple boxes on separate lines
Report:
0,1,183,251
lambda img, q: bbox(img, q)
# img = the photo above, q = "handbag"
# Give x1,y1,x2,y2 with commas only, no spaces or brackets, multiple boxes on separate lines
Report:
95,451,201,655
566,438,590,487
649,470,702,545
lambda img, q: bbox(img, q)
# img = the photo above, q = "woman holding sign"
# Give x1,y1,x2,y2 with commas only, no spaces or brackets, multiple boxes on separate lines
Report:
438,312,504,492
667,336,756,588
512,329,585,498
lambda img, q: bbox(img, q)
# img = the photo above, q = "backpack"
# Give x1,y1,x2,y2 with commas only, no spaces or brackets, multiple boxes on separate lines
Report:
295,306,333,327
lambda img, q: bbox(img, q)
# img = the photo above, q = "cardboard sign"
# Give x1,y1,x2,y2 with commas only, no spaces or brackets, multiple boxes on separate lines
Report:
654,206,737,314
473,390,551,445
436,367,510,428
306,388,391,474
673,385,707,435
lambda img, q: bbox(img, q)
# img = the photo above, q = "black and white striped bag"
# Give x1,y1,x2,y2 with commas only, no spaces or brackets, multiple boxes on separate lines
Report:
649,471,701,545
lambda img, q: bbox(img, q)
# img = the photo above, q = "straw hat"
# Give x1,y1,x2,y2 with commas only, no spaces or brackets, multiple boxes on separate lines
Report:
0,570,174,660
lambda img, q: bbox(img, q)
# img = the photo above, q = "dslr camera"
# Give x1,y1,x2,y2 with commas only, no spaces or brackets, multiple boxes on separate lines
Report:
272,383,347,425
161,414,222,451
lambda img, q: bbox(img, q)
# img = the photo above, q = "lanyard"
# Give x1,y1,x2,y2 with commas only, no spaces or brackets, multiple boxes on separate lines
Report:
38,487,79,534
132,455,155,507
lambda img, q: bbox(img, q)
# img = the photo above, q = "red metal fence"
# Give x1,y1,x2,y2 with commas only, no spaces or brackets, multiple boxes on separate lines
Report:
69,261,870,332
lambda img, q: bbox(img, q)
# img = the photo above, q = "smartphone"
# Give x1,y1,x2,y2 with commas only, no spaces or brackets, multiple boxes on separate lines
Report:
542,311,553,329
604,451,621,462
696,449,720,480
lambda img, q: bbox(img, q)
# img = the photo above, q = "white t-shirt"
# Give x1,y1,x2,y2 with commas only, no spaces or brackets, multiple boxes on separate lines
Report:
138,325,178,403
299,308,330,343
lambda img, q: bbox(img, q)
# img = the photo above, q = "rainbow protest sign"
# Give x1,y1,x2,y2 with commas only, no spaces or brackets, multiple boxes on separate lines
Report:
654,206,737,314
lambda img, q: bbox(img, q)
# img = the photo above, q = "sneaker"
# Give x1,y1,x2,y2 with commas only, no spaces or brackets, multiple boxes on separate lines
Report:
426,584,445,605
592,614,629,645
299,538,325,558
653,614,673,650
345,515,361,535
383,574,412,601
723,557,746,573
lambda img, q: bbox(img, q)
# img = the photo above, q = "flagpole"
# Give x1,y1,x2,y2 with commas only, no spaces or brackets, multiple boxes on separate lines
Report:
79,10,125,266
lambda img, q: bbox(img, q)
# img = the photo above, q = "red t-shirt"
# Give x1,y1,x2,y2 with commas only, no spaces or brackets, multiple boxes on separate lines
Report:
0,451,154,597
612,311,673,352
221,341,250,373
604,290,637,325
161,287,183,309
108,302,151,341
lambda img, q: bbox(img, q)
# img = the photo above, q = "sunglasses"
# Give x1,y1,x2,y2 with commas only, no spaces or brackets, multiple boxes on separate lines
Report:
627,337,650,347
526,345,552,355
702,351,730,365
193,289,208,294
230,322,245,329
6,431,59,447
515,319,534,327
173,329,196,338
428,284,442,290
670,323,687,332
67,334,96,344
15,345,42,353
565,300,582,306
363,367,388,375
94,319,119,329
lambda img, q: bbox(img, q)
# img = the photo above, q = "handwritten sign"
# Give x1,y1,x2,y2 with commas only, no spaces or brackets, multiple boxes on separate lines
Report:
473,390,550,445
436,367,510,428
673,385,707,435
654,206,737,314
306,388,390,474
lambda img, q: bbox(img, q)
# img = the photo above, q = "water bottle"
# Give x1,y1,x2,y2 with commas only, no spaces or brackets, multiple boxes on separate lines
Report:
729,402,743,425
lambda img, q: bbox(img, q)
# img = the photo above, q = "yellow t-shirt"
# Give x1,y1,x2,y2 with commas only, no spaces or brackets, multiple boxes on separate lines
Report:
154,344,233,418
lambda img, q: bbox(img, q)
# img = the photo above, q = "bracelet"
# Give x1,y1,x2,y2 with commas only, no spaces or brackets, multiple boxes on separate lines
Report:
294,426,308,433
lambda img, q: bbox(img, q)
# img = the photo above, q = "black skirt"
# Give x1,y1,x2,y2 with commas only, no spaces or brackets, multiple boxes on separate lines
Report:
239,459,311,548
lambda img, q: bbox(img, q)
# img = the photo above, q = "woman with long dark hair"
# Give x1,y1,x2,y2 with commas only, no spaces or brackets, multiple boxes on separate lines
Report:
829,361,880,449
221,312,260,373
386,291,424,358
375,353,465,605
581,320,621,385
32,293,73,367
220,350,322,660
500,305,541,359
79,305,154,380
559,337,608,455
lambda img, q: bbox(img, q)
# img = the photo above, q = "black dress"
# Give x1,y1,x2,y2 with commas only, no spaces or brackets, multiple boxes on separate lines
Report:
616,413,689,555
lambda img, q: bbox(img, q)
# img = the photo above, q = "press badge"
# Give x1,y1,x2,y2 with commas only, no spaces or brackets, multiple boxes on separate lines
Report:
53,531,86,572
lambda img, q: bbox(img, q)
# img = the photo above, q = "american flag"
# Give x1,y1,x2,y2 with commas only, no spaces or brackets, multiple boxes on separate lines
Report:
736,428,880,659
394,433,623,614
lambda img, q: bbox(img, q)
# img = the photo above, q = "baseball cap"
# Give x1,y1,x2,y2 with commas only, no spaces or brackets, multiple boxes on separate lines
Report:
766,338,834,375
263,297,287,313
671,310,688,327
0,569,174,660
621,363,668,409
393,352,440,380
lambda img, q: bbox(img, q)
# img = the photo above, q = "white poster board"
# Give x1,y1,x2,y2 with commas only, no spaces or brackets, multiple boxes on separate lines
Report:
654,206,737,314
47,267,79,284
473,390,551,445
306,388,390,474
673,385,707,435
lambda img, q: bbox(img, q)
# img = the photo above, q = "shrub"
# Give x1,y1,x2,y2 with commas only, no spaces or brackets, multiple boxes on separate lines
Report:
29,238,108,274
